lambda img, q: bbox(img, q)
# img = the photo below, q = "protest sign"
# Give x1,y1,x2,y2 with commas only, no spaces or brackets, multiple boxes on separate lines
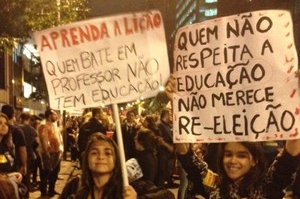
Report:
34,10,170,110
173,10,299,143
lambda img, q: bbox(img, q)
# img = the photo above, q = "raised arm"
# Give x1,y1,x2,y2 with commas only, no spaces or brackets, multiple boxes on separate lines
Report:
285,138,300,156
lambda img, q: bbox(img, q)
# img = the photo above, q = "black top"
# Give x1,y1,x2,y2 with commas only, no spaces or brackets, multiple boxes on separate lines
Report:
10,125,26,168
136,149,158,184
0,142,16,173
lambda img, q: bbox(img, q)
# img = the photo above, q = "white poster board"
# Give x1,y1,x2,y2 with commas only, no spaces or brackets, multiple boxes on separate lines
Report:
34,10,170,110
173,10,299,143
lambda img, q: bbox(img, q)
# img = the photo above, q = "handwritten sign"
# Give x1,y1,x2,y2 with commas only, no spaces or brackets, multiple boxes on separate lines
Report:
173,10,299,143
34,10,170,110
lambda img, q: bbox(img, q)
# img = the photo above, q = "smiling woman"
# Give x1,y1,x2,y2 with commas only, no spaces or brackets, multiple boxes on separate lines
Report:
176,139,300,199
60,133,136,199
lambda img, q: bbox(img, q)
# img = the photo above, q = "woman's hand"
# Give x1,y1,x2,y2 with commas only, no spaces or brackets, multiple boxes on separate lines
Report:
285,139,300,156
165,74,176,100
123,185,137,199
7,172,22,184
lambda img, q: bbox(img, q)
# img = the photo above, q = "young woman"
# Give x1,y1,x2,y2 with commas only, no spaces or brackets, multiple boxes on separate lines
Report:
61,133,137,199
134,129,158,184
0,113,23,199
176,140,300,199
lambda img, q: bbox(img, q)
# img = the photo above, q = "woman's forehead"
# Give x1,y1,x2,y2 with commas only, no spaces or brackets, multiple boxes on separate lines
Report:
90,140,113,149
225,142,250,152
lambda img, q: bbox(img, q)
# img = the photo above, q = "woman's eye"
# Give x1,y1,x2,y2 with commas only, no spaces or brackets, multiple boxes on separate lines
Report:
237,154,248,158
90,151,98,156
224,152,232,157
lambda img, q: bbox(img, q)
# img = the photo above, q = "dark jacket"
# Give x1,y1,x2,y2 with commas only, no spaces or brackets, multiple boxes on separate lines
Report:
177,148,300,199
136,149,158,184
121,123,139,160
60,175,122,199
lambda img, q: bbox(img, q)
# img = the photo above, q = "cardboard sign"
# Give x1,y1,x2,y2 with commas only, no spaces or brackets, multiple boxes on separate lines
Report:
173,10,299,143
34,10,170,110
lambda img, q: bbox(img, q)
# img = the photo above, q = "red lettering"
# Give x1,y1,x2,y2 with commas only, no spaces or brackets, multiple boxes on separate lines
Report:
70,27,79,45
100,23,109,39
90,25,100,40
79,26,91,43
40,35,52,51
114,21,122,36
60,29,70,47
50,32,59,50
124,18,133,35
153,13,161,28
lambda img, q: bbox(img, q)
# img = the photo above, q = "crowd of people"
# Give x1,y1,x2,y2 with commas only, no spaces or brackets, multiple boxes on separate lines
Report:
0,100,299,199
0,104,65,199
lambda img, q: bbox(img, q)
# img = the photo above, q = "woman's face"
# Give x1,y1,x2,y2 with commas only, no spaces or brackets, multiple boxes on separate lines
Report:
88,140,115,175
0,116,9,136
223,142,256,183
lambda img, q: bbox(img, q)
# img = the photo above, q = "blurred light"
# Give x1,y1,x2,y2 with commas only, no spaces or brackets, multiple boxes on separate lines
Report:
23,82,36,98
23,108,30,112
159,86,165,91
23,43,39,60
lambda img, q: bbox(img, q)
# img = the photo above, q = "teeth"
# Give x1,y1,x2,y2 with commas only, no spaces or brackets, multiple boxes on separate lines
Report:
227,166,239,171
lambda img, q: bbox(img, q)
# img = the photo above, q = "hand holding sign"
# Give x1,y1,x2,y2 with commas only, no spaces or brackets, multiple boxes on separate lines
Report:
172,10,299,143
34,10,170,189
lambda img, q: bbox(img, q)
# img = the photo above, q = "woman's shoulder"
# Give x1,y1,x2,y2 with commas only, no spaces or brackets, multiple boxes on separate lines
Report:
66,186,89,199
60,175,88,199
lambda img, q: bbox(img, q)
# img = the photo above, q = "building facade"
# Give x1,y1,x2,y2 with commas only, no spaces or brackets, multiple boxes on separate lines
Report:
0,46,47,115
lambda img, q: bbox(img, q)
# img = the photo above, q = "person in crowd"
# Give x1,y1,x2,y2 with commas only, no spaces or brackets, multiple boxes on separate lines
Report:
165,73,300,199
1,105,27,176
101,114,112,132
134,129,158,184
156,108,176,188
142,114,160,136
30,114,43,188
60,133,137,199
0,174,18,199
0,113,23,199
78,107,106,159
18,112,39,199
283,167,300,199
292,168,300,198
66,118,79,162
38,109,63,197
176,140,300,199
178,143,206,199
121,110,139,160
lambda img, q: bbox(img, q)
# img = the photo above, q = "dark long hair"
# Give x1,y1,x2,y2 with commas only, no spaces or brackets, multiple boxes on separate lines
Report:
144,115,160,136
0,113,13,151
81,133,123,199
217,142,266,198
136,129,157,153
